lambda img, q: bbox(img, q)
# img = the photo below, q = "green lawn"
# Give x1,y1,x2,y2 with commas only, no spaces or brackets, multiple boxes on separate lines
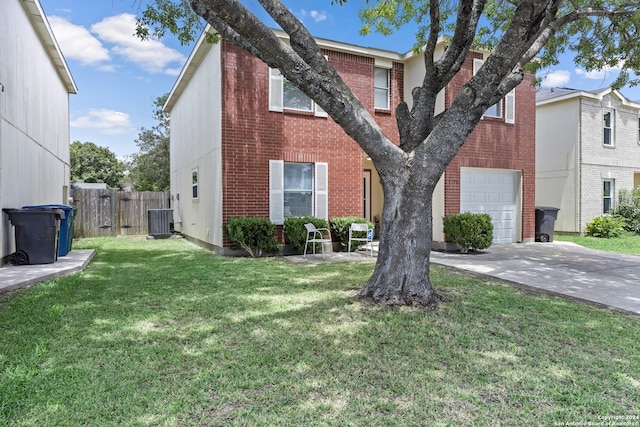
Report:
1,236,638,426
555,232,640,256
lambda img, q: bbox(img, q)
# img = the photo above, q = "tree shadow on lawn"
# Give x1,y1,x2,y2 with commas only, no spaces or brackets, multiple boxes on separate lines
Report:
1,239,639,426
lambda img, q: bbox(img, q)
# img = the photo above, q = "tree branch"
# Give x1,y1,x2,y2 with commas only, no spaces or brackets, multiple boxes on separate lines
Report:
401,0,487,153
189,0,403,164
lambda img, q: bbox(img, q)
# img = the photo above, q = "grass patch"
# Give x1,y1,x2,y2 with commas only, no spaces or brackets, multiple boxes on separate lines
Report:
555,232,640,255
1,236,639,426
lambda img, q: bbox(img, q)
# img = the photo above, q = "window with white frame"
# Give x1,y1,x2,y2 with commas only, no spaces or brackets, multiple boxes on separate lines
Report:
603,179,614,213
484,100,502,118
192,168,199,200
603,109,614,146
374,67,390,110
269,160,328,224
284,163,314,217
472,58,515,122
637,117,639,143
269,68,327,116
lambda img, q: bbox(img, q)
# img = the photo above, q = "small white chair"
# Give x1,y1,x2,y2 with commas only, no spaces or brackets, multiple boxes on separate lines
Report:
303,223,332,259
348,223,374,257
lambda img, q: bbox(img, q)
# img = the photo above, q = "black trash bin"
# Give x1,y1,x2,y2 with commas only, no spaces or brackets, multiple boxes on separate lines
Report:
2,208,65,265
23,204,77,256
535,206,560,242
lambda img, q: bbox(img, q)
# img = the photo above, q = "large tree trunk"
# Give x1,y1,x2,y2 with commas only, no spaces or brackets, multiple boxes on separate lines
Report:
359,164,441,307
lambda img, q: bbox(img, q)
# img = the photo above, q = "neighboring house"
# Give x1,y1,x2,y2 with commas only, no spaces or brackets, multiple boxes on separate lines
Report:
164,28,535,253
536,87,640,234
0,0,77,263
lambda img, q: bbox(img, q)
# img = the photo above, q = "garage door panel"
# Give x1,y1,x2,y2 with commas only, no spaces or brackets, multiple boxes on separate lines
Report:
460,169,518,243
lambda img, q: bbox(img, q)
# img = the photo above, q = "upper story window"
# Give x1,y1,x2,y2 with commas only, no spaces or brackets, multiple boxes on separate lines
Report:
472,58,515,123
603,179,614,213
269,68,327,117
603,109,614,146
284,80,313,111
484,100,502,118
192,168,199,200
374,67,390,110
637,117,639,143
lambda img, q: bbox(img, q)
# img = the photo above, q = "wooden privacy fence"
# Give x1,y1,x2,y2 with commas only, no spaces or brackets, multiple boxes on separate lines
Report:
70,189,170,238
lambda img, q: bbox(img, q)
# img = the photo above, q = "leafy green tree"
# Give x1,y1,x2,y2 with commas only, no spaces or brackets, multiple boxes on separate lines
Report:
70,141,125,189
137,0,640,306
128,94,170,191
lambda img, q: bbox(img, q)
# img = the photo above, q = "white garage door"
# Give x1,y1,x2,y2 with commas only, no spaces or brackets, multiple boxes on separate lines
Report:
460,169,518,243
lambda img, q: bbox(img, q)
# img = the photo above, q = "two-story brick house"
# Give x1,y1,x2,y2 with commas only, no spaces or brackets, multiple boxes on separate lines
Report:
536,87,640,233
164,28,535,253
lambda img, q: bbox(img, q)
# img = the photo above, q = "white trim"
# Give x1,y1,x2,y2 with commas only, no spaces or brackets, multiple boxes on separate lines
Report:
505,89,515,124
603,108,614,146
315,163,329,220
269,160,285,224
374,67,390,110
191,167,199,200
22,0,77,93
269,68,284,112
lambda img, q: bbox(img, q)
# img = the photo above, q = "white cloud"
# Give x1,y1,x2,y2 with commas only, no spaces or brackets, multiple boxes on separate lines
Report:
48,16,111,67
91,14,186,74
299,9,329,23
576,68,607,80
540,70,571,87
70,109,135,135
165,67,183,77
309,10,328,23
575,63,624,81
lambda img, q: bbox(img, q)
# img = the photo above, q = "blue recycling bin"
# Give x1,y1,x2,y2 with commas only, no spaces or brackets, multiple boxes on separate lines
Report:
23,204,76,256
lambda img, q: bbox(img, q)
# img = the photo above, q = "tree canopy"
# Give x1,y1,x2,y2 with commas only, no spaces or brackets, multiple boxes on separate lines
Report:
70,141,126,189
128,94,170,191
136,0,640,306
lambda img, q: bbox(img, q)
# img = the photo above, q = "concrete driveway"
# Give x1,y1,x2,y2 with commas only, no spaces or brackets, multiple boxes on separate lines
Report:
430,241,640,315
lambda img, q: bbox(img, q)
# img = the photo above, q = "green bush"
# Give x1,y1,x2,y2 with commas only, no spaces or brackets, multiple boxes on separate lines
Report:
283,216,329,252
223,217,280,257
585,215,626,238
330,216,374,251
613,187,640,234
442,212,493,252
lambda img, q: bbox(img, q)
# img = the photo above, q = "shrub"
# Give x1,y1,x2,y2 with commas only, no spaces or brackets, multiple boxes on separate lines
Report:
283,216,329,252
585,215,625,238
442,212,493,252
223,217,279,257
613,187,640,234
330,216,374,251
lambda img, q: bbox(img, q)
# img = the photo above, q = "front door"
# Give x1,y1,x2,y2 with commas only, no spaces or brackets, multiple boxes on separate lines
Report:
363,170,371,221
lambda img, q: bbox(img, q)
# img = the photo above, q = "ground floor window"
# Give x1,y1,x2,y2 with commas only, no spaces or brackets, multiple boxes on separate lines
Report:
603,179,614,213
270,160,328,224
284,163,314,217
192,168,199,200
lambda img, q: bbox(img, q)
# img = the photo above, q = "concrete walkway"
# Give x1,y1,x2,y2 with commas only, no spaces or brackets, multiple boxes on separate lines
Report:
0,250,95,294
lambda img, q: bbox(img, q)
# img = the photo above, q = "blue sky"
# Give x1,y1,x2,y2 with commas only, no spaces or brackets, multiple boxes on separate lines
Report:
39,0,640,158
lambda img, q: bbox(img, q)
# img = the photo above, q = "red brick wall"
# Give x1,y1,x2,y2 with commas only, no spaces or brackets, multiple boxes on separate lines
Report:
442,53,536,240
220,41,403,243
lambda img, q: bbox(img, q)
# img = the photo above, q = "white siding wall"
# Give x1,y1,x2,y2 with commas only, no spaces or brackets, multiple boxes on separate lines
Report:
1,0,72,260
578,94,640,232
535,98,580,233
169,41,223,248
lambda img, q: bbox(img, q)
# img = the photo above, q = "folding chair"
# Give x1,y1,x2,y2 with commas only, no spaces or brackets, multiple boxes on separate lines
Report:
348,223,374,257
303,223,332,260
